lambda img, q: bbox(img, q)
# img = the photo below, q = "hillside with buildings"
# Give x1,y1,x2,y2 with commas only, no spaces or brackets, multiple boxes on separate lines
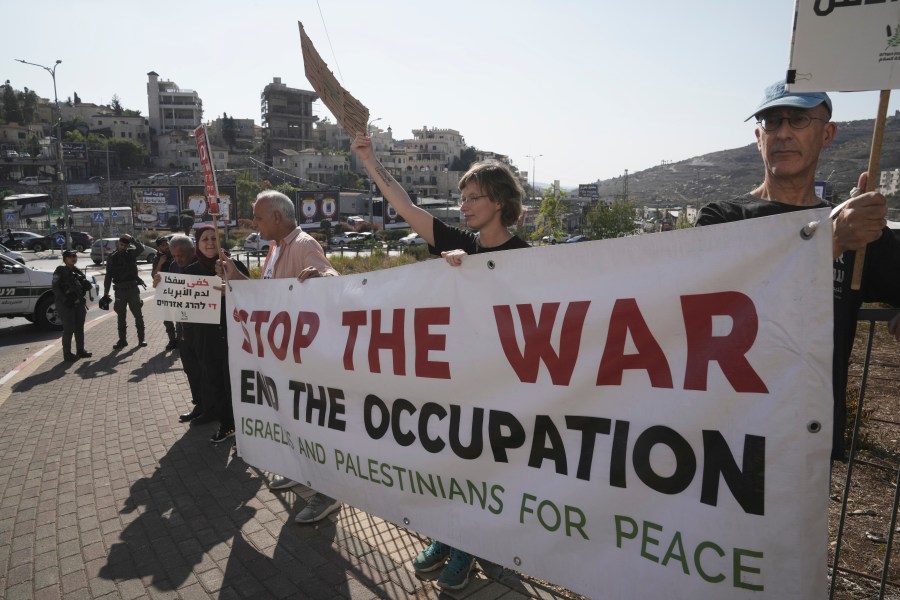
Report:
584,112,900,208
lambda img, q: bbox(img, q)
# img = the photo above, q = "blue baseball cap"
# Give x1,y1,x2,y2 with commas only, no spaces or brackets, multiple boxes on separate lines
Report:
746,80,832,122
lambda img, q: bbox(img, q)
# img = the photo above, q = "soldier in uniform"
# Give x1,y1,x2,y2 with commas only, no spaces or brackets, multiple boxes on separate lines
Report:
52,249,93,361
101,234,147,349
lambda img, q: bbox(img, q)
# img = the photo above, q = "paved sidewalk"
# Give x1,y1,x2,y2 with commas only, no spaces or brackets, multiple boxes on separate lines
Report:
0,314,581,600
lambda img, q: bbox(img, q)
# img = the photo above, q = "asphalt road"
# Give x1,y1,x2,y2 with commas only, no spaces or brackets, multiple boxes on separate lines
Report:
0,250,155,382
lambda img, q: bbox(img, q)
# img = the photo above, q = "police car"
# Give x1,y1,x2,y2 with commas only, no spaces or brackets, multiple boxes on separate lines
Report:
0,253,98,329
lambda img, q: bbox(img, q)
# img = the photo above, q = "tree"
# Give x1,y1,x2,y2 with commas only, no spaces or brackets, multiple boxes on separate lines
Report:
332,169,365,190
584,199,638,240
2,83,23,124
19,88,37,124
450,147,479,172
222,113,236,150
237,170,266,220
534,182,566,240
108,138,148,170
110,94,123,116
180,211,195,234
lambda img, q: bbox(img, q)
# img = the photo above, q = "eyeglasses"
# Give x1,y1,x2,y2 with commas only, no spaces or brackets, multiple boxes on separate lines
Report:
756,114,829,132
460,194,490,204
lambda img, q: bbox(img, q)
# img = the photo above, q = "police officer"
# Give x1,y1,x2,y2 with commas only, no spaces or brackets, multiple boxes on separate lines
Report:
52,250,92,361
101,234,146,349
151,235,178,350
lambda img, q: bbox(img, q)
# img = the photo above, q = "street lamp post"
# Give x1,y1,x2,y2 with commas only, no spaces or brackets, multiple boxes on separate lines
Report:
96,134,113,261
526,154,543,203
15,58,71,251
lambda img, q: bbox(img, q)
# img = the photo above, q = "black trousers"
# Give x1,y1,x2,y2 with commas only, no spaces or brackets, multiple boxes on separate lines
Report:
114,285,144,342
57,301,86,355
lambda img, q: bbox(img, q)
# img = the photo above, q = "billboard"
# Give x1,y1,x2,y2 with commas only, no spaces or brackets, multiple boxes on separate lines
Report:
131,186,180,230
294,189,340,229
181,185,237,227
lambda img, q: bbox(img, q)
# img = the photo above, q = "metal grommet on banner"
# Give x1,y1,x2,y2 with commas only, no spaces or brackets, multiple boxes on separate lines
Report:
362,278,368,286
289,284,294,291
807,420,822,433
800,220,819,240
306,480,312,486
403,517,410,525
487,260,495,270
513,556,522,566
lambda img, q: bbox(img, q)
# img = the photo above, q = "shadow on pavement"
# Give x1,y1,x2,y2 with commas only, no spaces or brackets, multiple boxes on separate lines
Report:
11,357,74,393
98,427,260,592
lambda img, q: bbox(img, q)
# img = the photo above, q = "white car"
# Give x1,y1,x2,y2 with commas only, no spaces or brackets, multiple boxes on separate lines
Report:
398,233,427,246
242,233,272,254
0,243,24,264
18,176,52,185
330,232,372,245
0,253,97,329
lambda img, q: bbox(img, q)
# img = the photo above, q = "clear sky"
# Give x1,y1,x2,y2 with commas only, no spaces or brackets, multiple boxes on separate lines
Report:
3,0,899,187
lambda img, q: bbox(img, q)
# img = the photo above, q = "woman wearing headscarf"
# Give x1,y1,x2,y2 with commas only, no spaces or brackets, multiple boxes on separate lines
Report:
182,225,248,443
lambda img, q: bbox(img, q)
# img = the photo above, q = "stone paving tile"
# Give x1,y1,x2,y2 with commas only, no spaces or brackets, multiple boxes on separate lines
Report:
0,314,576,600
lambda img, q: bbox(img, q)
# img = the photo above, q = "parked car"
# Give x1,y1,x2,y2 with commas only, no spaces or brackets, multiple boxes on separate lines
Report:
7,231,44,248
242,232,272,254
24,231,94,253
0,243,25,264
5,150,18,159
90,238,157,265
17,151,30,159
541,235,560,244
346,215,366,225
18,176,53,185
147,173,169,179
0,253,97,329
398,233,427,246
88,175,105,181
564,235,589,243
331,231,373,246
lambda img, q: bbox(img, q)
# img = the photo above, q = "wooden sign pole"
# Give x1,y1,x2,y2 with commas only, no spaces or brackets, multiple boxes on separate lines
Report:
850,89,891,290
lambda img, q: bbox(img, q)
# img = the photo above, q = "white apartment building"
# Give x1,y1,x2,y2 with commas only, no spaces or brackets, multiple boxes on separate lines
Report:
153,130,228,171
147,72,203,138
273,148,350,185
880,168,900,195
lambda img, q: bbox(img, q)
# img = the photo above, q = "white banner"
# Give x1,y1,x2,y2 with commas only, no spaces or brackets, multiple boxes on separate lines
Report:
227,210,834,599
153,272,222,323
789,0,900,92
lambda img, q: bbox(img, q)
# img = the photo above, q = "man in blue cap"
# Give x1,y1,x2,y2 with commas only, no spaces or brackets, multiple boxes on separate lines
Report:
697,80,900,461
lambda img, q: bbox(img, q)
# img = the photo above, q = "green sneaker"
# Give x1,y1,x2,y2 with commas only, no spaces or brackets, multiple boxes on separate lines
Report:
412,540,451,572
436,548,475,590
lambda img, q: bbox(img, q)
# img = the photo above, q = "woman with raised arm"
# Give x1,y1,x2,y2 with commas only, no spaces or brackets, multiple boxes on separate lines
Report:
352,132,529,590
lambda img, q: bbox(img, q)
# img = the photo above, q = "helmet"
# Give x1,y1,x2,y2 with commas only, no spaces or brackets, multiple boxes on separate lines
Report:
98,296,112,311
155,236,169,246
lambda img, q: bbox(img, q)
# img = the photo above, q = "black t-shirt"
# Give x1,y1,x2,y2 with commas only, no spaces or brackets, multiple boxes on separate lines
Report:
429,219,530,255
698,193,900,459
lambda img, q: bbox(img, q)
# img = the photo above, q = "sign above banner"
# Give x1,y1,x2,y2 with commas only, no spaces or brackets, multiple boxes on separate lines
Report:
298,21,370,135
788,0,900,91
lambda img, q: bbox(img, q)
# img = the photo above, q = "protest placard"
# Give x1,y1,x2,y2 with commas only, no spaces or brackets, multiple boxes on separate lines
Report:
154,272,222,324
227,210,833,598
298,21,369,136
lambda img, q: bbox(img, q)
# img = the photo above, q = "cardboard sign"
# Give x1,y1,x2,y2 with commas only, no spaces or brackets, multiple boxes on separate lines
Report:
788,0,900,91
298,21,370,135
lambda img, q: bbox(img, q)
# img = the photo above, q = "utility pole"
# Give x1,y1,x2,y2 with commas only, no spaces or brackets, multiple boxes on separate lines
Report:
15,58,71,250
